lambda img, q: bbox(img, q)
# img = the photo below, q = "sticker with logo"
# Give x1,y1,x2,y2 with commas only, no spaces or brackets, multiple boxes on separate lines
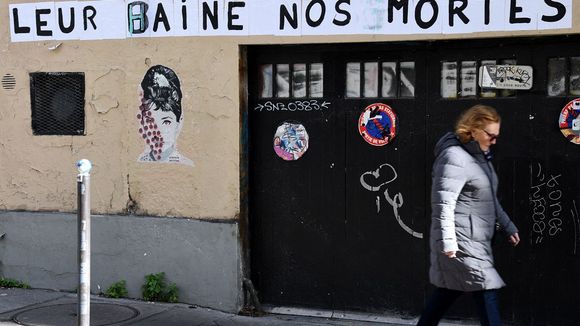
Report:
358,103,397,146
273,121,309,161
558,98,580,145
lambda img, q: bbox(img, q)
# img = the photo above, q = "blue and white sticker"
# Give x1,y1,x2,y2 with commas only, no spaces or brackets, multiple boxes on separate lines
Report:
273,122,309,161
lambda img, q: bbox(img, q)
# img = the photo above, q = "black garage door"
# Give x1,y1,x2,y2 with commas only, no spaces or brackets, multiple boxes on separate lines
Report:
246,36,580,325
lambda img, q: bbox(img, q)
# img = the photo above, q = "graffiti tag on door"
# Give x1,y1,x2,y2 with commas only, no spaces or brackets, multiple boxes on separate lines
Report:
530,162,580,254
360,163,423,239
254,100,331,112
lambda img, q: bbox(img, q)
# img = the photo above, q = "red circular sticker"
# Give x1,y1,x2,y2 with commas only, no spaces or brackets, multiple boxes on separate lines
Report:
558,98,580,145
358,103,397,146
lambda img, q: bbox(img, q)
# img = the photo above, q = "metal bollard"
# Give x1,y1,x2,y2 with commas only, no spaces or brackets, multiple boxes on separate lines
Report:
77,159,92,326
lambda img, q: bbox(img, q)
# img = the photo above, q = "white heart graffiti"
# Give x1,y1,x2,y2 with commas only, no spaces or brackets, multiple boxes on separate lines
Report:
360,163,423,239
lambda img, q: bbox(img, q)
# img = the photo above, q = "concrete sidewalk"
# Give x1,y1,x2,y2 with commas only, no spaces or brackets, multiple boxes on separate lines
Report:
0,288,475,326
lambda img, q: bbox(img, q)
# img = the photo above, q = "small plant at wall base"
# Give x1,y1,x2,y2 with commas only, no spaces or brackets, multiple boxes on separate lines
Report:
104,280,129,299
142,272,179,303
0,277,30,289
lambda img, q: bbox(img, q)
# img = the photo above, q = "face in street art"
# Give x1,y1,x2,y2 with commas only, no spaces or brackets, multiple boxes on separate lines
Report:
137,65,193,166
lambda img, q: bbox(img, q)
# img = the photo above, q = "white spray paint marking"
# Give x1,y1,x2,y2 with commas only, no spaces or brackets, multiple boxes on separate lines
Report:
360,163,398,192
530,162,566,245
254,100,330,112
360,163,423,239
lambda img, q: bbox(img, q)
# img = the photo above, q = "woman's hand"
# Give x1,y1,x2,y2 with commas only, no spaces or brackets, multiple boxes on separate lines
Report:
444,251,456,258
508,232,520,246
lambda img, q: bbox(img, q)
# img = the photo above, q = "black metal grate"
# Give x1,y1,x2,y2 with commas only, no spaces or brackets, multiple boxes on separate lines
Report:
30,72,85,135
2,74,16,90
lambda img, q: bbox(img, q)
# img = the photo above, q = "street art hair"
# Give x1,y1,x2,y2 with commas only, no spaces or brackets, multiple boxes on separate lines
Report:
455,104,501,144
140,65,183,122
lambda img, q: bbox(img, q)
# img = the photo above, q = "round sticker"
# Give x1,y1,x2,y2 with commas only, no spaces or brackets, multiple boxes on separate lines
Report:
358,103,397,146
273,122,309,161
558,98,580,145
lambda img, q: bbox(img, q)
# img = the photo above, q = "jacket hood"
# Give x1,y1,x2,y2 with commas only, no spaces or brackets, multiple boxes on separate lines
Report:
433,132,461,157
434,132,488,162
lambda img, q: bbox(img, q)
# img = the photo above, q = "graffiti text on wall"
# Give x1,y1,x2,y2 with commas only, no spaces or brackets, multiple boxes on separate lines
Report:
254,100,330,112
360,163,423,239
9,0,573,42
529,162,570,246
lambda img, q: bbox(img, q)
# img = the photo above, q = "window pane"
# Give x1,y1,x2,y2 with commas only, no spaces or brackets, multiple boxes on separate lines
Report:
441,62,457,98
570,57,580,96
547,58,566,96
364,62,378,97
346,62,361,98
381,62,397,97
500,59,517,97
292,64,307,98
480,60,497,98
276,64,290,98
460,61,477,97
309,63,324,98
400,62,415,97
259,64,273,98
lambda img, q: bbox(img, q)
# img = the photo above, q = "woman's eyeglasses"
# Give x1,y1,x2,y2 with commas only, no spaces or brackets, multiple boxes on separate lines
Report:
482,129,499,142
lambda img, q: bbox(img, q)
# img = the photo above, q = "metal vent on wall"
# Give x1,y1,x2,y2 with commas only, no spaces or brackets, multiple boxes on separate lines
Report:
30,72,85,136
2,74,16,90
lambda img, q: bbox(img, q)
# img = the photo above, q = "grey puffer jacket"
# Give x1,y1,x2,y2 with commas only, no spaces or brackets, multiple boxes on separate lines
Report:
429,132,518,291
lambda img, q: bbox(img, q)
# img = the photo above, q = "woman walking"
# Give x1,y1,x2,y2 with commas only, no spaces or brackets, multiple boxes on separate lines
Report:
417,105,520,326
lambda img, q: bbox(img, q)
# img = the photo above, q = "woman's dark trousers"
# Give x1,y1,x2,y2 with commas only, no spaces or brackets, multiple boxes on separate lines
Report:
416,287,501,326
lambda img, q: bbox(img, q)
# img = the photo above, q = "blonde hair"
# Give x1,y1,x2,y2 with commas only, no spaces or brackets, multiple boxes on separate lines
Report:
455,105,501,144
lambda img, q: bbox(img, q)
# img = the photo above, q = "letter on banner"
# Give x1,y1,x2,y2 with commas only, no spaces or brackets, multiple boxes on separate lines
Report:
173,0,199,37
10,3,36,42
503,0,538,31
442,0,479,34
34,2,56,40
538,0,571,30
127,1,151,37
54,2,81,40
302,0,347,35
333,0,352,27
414,0,442,33
277,0,301,36
380,0,418,35
226,1,249,35
150,0,175,37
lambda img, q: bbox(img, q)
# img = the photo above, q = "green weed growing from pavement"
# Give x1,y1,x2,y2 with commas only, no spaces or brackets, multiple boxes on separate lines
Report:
142,272,179,303
104,280,129,298
0,277,30,289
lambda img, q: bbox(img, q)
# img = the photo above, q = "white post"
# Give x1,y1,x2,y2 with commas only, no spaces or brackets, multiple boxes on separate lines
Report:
76,159,92,326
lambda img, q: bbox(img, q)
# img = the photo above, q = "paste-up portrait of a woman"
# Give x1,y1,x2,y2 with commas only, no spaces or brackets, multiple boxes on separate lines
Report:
137,65,193,166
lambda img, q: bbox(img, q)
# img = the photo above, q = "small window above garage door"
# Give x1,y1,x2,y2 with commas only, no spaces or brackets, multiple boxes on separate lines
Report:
345,61,416,98
547,57,580,97
440,59,519,99
259,63,323,99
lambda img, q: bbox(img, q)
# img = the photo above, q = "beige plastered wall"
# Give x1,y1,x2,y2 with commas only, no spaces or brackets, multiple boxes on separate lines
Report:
0,2,579,220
